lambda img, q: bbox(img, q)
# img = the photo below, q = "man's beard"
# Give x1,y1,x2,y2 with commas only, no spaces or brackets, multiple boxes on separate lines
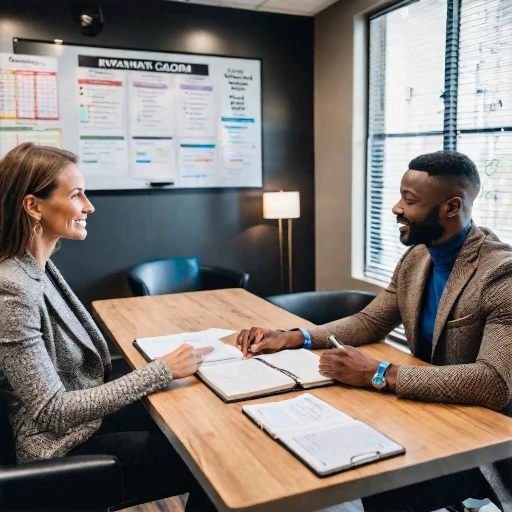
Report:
398,205,445,247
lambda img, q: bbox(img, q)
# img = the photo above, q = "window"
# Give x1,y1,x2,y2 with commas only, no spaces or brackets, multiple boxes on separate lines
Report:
365,0,512,285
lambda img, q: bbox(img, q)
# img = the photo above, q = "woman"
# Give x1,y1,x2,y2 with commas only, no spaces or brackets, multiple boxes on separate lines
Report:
0,143,216,510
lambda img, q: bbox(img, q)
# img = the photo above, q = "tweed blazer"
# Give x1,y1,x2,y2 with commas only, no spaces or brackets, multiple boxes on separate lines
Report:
0,252,172,463
308,222,512,510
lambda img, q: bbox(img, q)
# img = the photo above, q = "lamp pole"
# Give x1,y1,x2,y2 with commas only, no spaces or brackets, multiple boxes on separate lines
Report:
278,217,284,294
262,191,300,295
288,218,293,293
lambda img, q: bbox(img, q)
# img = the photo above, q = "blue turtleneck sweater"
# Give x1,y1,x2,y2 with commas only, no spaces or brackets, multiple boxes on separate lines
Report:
418,222,471,361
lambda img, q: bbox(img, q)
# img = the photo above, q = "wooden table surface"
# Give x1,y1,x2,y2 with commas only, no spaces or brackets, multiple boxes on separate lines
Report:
92,289,512,512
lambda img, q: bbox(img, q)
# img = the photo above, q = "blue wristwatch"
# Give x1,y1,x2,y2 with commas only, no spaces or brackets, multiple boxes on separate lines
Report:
372,361,391,391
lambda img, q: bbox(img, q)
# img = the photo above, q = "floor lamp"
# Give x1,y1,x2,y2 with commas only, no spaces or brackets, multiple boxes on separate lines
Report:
263,191,300,294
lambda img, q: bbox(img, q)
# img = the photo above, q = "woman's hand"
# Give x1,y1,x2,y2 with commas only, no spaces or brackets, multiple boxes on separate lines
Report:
159,344,214,379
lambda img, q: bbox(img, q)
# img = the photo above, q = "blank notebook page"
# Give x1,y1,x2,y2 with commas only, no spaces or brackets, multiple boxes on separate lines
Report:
135,329,239,364
197,358,296,398
256,349,332,385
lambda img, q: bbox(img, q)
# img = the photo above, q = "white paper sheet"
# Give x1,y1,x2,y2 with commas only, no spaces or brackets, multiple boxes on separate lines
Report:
282,421,404,475
243,393,353,437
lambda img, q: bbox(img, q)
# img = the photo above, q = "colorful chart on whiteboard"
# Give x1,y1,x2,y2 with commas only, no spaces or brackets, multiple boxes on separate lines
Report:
5,44,262,190
0,53,61,158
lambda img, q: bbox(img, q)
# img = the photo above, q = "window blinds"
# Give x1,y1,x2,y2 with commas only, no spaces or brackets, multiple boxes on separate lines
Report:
365,0,512,285
366,0,447,282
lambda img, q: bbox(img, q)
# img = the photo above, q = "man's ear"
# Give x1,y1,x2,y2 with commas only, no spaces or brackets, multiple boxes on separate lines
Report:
23,195,42,221
446,197,462,218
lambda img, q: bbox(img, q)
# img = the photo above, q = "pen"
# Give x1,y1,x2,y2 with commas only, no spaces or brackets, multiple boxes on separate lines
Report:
328,334,344,348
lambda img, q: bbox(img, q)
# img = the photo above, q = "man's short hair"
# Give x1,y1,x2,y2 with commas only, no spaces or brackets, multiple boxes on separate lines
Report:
408,150,481,192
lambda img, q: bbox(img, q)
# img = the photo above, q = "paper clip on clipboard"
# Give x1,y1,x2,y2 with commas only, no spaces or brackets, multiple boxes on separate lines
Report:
350,451,381,467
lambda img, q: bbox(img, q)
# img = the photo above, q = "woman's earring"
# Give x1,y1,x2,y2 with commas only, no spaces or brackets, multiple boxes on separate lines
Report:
33,219,43,237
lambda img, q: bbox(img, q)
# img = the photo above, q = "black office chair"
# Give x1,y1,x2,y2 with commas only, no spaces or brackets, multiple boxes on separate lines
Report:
127,257,249,297
265,290,377,325
0,391,124,511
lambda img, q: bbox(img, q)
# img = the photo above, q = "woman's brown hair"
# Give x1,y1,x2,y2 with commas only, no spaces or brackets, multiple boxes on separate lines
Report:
0,143,78,262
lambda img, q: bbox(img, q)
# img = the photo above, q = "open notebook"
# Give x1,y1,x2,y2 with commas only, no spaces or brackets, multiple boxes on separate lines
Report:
196,349,333,402
133,330,332,402
243,393,405,477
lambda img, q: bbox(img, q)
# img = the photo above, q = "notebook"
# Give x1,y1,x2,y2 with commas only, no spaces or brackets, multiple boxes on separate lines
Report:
133,328,242,366
196,349,333,402
243,393,405,477
133,329,333,402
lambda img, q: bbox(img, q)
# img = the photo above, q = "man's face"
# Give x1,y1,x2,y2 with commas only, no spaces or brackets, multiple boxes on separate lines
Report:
392,170,447,247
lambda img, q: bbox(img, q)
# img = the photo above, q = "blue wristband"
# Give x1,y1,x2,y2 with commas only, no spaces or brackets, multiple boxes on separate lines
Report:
299,328,312,349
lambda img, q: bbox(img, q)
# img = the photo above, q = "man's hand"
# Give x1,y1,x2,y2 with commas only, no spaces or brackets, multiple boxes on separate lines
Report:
319,346,381,387
236,327,304,359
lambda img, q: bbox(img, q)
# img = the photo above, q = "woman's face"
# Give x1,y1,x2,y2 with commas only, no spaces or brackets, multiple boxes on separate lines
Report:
38,164,94,241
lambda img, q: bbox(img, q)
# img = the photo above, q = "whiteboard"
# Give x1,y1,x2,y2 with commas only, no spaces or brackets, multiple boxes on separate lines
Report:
12,40,263,190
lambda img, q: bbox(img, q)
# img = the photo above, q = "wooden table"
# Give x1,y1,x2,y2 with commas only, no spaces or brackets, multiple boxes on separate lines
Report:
92,289,512,512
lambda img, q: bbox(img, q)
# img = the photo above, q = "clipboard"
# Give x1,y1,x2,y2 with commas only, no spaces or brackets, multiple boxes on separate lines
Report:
242,394,406,478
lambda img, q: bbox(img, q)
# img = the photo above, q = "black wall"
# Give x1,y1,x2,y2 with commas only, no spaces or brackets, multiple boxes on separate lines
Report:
0,0,315,308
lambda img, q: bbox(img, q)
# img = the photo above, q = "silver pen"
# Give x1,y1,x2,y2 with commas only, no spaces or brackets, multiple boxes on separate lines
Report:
328,334,344,348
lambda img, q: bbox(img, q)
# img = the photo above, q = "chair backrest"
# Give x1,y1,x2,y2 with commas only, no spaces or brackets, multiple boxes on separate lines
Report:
265,290,377,325
199,265,250,291
127,258,202,297
0,390,16,466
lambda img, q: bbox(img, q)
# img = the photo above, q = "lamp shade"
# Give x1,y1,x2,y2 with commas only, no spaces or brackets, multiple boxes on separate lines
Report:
263,191,300,219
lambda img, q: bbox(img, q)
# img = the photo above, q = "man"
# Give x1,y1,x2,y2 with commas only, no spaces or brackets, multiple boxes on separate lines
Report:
238,151,512,512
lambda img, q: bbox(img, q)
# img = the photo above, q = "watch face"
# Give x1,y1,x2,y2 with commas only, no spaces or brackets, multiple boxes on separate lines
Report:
372,376,386,389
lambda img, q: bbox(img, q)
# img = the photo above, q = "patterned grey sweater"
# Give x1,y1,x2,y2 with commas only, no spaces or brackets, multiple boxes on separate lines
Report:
0,252,173,463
